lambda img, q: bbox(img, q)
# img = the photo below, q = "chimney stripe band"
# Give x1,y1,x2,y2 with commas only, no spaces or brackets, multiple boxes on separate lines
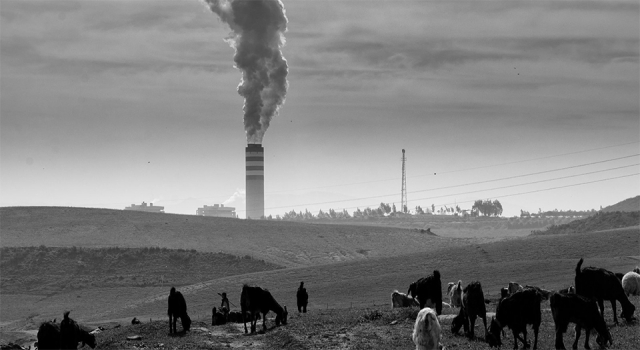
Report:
246,156,264,161
246,161,264,166
246,166,264,171
247,175,264,180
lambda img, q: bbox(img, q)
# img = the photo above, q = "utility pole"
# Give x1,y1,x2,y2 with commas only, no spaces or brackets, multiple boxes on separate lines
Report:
401,149,407,213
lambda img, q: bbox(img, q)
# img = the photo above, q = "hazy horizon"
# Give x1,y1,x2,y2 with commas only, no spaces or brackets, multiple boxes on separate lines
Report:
2,0,639,218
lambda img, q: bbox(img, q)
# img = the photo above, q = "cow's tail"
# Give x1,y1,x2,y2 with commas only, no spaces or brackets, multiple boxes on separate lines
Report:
575,258,584,276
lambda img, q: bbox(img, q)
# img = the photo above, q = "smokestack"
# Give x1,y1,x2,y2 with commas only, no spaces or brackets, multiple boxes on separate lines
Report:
203,0,289,144
246,144,264,219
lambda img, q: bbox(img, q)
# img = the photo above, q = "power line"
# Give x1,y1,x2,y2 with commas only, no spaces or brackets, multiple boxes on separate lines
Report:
410,154,638,195
264,140,639,194
264,163,638,211
309,173,639,213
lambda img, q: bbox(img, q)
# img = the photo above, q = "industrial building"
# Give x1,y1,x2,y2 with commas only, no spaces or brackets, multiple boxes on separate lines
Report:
246,144,264,219
196,204,236,218
124,202,164,213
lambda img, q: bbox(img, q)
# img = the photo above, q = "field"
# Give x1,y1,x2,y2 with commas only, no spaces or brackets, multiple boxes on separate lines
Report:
1,207,639,349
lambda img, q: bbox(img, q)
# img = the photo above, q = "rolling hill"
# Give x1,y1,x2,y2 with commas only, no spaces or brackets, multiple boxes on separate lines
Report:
601,195,640,212
0,207,481,267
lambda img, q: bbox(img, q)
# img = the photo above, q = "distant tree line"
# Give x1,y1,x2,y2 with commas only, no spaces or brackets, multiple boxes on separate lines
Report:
271,198,506,221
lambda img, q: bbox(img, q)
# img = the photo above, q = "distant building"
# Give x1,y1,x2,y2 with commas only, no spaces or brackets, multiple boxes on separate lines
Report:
124,202,164,213
196,204,236,218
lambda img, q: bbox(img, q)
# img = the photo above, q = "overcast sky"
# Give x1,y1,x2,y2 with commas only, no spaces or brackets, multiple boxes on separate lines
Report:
1,0,638,218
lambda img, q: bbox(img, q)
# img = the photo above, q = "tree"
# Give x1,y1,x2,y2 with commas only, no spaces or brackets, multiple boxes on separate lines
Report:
472,199,504,217
415,205,424,214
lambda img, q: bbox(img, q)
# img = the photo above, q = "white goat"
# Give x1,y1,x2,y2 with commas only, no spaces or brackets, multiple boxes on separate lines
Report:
447,280,462,308
622,271,640,296
391,290,419,308
412,307,444,350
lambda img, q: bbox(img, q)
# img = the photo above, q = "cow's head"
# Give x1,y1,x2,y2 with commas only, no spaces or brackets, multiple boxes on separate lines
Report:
182,314,191,332
275,306,288,326
487,316,503,348
595,327,613,348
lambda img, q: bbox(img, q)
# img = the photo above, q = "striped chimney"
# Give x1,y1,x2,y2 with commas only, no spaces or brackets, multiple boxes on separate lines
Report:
245,144,264,219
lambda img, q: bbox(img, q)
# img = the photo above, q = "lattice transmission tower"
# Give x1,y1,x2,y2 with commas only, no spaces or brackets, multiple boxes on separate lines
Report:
401,149,407,213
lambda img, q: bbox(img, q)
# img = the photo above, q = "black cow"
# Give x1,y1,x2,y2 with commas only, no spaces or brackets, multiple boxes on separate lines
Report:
451,281,489,340
408,270,443,315
550,292,612,350
168,287,191,334
37,321,60,350
575,258,636,324
488,288,542,349
241,284,288,334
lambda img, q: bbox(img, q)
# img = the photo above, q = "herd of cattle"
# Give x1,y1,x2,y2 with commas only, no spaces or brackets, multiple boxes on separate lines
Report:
34,258,639,350
406,258,639,350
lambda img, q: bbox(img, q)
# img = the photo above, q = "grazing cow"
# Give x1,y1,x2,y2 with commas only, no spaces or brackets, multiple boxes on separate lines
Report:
413,307,444,350
37,321,60,350
131,317,141,325
575,258,636,324
408,270,443,315
59,311,96,349
488,289,542,349
392,290,419,308
451,281,489,340
500,287,510,299
550,292,612,350
447,280,463,308
241,284,288,334
622,271,640,296
167,287,191,334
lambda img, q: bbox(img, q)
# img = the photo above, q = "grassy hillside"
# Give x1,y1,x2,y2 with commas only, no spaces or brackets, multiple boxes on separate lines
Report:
0,246,281,294
531,211,639,235
0,207,479,267
85,301,640,350
601,195,640,212
2,227,636,327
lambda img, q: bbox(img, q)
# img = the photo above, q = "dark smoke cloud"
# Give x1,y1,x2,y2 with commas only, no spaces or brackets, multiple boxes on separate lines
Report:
203,0,288,144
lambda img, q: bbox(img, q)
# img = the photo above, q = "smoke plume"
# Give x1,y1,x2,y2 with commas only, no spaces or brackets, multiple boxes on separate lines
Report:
203,0,289,144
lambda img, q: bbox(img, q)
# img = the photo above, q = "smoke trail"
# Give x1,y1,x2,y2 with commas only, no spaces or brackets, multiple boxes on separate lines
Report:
203,0,289,144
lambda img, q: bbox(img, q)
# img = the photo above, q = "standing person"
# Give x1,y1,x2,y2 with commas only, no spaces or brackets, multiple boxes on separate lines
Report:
296,281,308,313
219,292,230,320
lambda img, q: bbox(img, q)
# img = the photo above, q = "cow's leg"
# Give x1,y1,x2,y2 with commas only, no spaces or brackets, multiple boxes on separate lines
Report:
511,329,520,350
262,312,268,332
480,314,488,341
610,300,618,324
522,328,530,349
583,328,591,350
468,315,476,339
168,314,172,334
555,325,566,350
533,324,539,350
572,325,581,350
242,310,248,334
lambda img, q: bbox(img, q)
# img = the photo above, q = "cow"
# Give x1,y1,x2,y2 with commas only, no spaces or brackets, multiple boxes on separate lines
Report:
241,284,288,334
408,270,443,315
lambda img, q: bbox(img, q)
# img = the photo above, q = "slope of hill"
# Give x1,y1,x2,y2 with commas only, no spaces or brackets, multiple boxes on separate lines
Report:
601,195,640,212
0,246,281,294
3,227,636,327
531,211,639,235
0,207,474,267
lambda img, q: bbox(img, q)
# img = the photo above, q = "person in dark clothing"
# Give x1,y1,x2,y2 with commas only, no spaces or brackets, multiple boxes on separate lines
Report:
220,292,230,319
297,282,308,313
